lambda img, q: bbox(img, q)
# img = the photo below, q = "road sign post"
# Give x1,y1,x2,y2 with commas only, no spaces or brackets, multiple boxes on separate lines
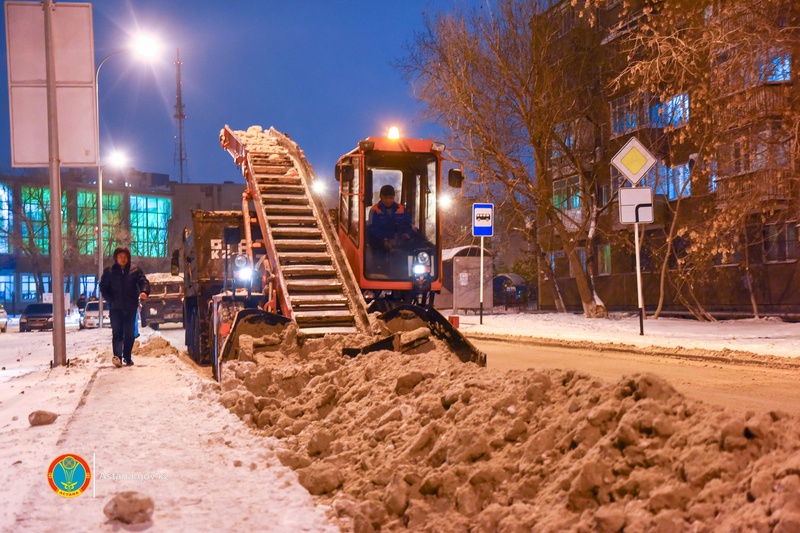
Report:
612,137,657,336
472,203,493,325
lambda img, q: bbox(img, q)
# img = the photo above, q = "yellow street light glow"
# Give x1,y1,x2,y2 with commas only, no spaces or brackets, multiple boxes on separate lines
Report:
131,33,161,60
107,151,128,168
387,126,400,140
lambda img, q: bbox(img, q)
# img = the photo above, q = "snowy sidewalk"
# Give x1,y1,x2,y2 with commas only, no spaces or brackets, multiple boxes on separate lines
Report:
453,312,800,358
2,333,337,532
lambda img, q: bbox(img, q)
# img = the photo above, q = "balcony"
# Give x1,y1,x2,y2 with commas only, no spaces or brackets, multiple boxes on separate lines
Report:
715,168,794,205
714,84,791,130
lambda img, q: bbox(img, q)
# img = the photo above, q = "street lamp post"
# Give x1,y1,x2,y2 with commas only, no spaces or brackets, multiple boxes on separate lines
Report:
95,152,127,328
94,35,159,327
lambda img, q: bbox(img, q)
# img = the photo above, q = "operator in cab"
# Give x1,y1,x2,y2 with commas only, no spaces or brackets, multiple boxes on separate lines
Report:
367,184,413,253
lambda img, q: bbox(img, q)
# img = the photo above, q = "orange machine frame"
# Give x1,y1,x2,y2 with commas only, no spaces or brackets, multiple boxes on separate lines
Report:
337,136,444,293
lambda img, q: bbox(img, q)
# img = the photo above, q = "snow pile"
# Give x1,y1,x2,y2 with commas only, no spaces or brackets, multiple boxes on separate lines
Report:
219,329,800,532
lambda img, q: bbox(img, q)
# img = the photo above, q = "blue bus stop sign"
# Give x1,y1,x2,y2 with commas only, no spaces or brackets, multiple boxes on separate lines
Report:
472,203,494,237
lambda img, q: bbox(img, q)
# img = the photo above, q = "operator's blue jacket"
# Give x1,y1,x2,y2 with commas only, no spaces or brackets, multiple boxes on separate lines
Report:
368,201,412,244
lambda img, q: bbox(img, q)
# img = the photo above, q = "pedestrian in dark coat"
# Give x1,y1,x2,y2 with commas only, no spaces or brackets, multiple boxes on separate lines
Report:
100,247,150,366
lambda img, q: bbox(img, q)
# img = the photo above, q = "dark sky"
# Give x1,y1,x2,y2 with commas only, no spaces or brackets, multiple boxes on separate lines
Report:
1,0,475,187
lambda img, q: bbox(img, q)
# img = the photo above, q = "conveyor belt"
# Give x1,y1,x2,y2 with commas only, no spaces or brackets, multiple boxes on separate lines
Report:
221,126,370,336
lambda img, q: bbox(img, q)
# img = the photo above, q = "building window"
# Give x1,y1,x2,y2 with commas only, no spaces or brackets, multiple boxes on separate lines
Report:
760,53,791,83
733,138,750,175
103,193,123,256
21,273,50,301
650,93,690,129
21,186,50,253
130,195,172,258
547,251,570,278
597,243,612,275
665,164,692,200
0,184,11,254
610,93,644,136
76,191,123,256
708,159,718,192
570,247,587,277
0,273,13,301
646,163,691,201
598,183,611,208
551,121,576,160
714,232,741,265
553,175,581,211
79,275,97,298
764,223,798,262
76,190,96,255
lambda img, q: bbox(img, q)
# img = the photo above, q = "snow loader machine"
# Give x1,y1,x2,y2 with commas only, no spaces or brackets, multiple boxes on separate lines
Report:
183,125,485,379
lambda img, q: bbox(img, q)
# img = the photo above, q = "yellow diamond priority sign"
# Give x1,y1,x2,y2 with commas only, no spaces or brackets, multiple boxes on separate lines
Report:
611,137,656,185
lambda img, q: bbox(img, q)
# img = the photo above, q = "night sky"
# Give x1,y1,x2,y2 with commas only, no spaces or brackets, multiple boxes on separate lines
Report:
1,0,473,188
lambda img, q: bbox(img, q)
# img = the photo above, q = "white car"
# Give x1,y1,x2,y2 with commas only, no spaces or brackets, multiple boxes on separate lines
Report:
80,301,110,329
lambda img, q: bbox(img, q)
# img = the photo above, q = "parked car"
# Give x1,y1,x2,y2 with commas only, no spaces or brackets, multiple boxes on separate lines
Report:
140,273,184,330
0,303,7,333
19,303,54,332
80,300,110,329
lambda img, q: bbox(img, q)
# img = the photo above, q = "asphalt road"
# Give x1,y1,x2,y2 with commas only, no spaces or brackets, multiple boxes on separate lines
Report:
154,324,800,418
473,337,800,417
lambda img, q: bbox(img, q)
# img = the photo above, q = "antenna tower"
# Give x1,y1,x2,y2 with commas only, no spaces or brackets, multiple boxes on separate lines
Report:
174,48,188,183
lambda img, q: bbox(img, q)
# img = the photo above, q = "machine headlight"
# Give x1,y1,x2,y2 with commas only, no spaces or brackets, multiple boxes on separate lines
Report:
235,267,254,281
47,317,54,322
416,251,430,265
413,264,428,275
233,254,248,269
149,308,159,316
20,317,27,323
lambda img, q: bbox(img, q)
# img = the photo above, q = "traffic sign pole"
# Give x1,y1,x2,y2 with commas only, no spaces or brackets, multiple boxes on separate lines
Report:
612,137,656,334
634,222,644,335
472,203,493,325
479,237,484,325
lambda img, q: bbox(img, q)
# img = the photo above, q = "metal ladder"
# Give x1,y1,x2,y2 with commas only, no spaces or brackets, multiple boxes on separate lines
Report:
221,126,371,336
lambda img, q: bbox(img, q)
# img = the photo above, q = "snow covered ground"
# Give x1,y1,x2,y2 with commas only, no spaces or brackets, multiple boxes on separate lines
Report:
2,311,799,531
453,311,800,358
0,328,337,532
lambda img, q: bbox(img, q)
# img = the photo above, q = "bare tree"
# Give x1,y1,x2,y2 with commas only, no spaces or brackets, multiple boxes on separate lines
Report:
403,1,613,317
613,0,800,319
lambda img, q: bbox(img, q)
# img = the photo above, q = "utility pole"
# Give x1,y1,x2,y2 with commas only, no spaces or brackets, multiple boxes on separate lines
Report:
44,0,67,366
173,48,187,183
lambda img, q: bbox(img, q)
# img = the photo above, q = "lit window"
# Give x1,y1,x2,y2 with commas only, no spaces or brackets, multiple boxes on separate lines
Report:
650,93,690,128
647,163,691,201
76,191,122,256
79,275,97,298
130,195,172,258
21,273,50,300
21,187,50,253
0,273,14,301
553,176,581,210
610,93,643,136
0,184,11,254
760,54,791,83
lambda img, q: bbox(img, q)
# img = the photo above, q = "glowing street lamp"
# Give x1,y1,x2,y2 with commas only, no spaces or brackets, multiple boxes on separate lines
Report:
312,179,326,195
